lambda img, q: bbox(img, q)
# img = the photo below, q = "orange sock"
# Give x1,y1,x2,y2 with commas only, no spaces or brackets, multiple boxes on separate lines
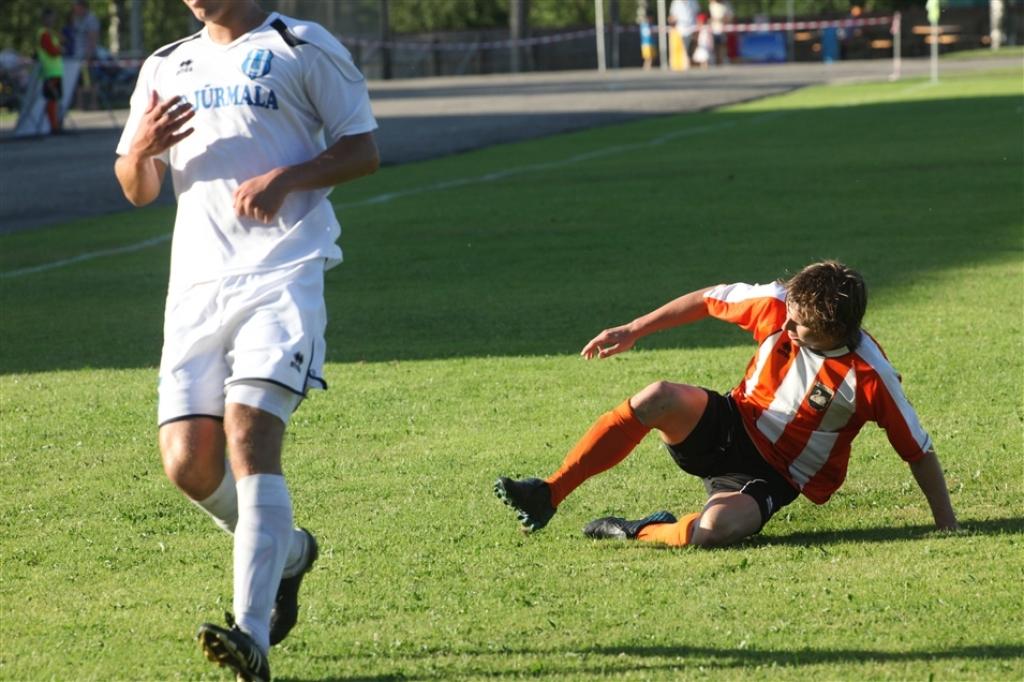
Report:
637,512,701,546
545,399,650,507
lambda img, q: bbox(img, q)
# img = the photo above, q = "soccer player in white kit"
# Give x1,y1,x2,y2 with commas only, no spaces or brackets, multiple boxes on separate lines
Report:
114,2,379,680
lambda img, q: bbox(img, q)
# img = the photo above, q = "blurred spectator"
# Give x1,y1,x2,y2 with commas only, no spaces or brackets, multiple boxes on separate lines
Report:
71,0,100,110
708,0,734,65
61,9,76,57
839,5,865,61
692,13,713,69
36,8,64,133
668,0,699,70
639,11,656,70
0,49,27,111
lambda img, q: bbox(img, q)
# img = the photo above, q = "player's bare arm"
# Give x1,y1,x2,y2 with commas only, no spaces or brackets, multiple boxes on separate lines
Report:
909,448,960,531
581,286,717,360
233,132,380,224
114,91,195,206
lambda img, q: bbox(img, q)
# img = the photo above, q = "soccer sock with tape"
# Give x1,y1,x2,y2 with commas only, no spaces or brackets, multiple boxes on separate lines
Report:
192,460,238,534
192,462,308,574
233,473,293,654
636,512,701,546
545,399,650,508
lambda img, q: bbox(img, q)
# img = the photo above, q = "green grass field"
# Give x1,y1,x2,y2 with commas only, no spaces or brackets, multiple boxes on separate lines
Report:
2,67,1022,681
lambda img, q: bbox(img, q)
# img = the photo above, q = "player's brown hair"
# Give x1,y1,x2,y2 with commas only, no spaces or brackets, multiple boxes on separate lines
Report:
785,260,867,347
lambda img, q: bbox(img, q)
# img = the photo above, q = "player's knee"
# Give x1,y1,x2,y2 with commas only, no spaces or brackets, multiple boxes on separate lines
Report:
691,513,745,547
158,423,223,497
158,430,203,493
159,430,185,478
691,497,759,547
631,381,702,428
632,381,680,423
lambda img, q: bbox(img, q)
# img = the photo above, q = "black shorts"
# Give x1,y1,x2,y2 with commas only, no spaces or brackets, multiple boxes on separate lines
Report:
42,77,62,101
665,388,799,529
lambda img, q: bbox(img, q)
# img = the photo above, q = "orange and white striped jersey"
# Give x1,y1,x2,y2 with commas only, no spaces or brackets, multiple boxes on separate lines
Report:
703,282,932,504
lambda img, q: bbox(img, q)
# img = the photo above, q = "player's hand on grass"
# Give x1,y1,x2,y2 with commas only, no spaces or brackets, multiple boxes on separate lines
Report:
127,91,194,159
581,325,637,360
233,168,289,224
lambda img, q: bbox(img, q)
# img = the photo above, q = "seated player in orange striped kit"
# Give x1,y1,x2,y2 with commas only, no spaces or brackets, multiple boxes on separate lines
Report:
494,261,959,546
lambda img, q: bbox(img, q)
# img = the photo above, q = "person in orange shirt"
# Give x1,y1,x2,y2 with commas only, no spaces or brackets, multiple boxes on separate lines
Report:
495,261,958,547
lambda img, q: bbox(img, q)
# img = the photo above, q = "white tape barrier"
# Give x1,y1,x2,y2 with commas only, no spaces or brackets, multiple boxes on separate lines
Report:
717,16,894,34
341,16,895,50
81,15,897,64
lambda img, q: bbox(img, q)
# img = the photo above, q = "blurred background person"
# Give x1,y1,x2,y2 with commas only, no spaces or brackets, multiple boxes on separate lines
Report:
70,0,99,110
691,13,713,69
639,11,657,70
667,0,699,71
709,0,734,65
36,7,63,134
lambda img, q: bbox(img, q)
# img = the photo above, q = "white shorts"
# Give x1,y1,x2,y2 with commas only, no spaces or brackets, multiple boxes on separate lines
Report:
158,260,328,426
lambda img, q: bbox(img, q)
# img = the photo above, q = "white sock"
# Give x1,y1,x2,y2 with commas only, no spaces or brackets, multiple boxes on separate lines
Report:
191,462,237,534
282,529,309,579
233,474,293,654
191,465,307,575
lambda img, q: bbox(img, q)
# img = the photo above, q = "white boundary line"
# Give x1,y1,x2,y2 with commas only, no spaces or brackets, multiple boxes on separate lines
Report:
1,113,780,280
0,234,171,279
334,114,784,210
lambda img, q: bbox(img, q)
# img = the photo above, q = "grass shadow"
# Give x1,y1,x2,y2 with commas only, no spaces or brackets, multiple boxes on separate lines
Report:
753,516,1024,546
0,88,1021,374
280,641,1023,680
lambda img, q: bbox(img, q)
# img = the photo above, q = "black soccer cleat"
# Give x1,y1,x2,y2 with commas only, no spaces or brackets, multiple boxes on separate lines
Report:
269,528,319,646
493,476,556,532
196,612,271,682
583,510,677,540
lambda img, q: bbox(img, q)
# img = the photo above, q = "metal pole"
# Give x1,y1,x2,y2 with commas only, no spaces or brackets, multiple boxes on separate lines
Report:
990,0,1004,50
610,0,620,69
379,0,392,80
130,0,142,54
927,0,940,83
890,12,901,81
595,0,607,72
510,0,525,73
786,0,795,62
656,0,667,72
107,0,121,54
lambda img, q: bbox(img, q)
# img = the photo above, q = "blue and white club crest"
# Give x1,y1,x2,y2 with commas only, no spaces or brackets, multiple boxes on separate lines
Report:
241,48,273,79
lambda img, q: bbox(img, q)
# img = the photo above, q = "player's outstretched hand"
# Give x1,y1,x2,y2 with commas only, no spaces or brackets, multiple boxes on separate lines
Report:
128,91,194,159
581,325,637,360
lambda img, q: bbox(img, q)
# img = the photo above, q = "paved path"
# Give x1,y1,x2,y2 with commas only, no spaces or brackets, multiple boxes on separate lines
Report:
0,56,1016,233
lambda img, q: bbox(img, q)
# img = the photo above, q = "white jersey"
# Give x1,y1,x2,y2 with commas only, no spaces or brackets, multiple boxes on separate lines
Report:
117,12,377,293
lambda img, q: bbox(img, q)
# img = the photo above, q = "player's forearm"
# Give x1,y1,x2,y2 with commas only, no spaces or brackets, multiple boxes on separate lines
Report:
114,153,163,206
275,132,380,193
627,287,715,338
909,449,959,530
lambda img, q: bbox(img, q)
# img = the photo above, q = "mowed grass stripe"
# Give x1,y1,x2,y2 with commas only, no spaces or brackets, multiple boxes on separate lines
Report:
0,69,1021,681
0,112,763,278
